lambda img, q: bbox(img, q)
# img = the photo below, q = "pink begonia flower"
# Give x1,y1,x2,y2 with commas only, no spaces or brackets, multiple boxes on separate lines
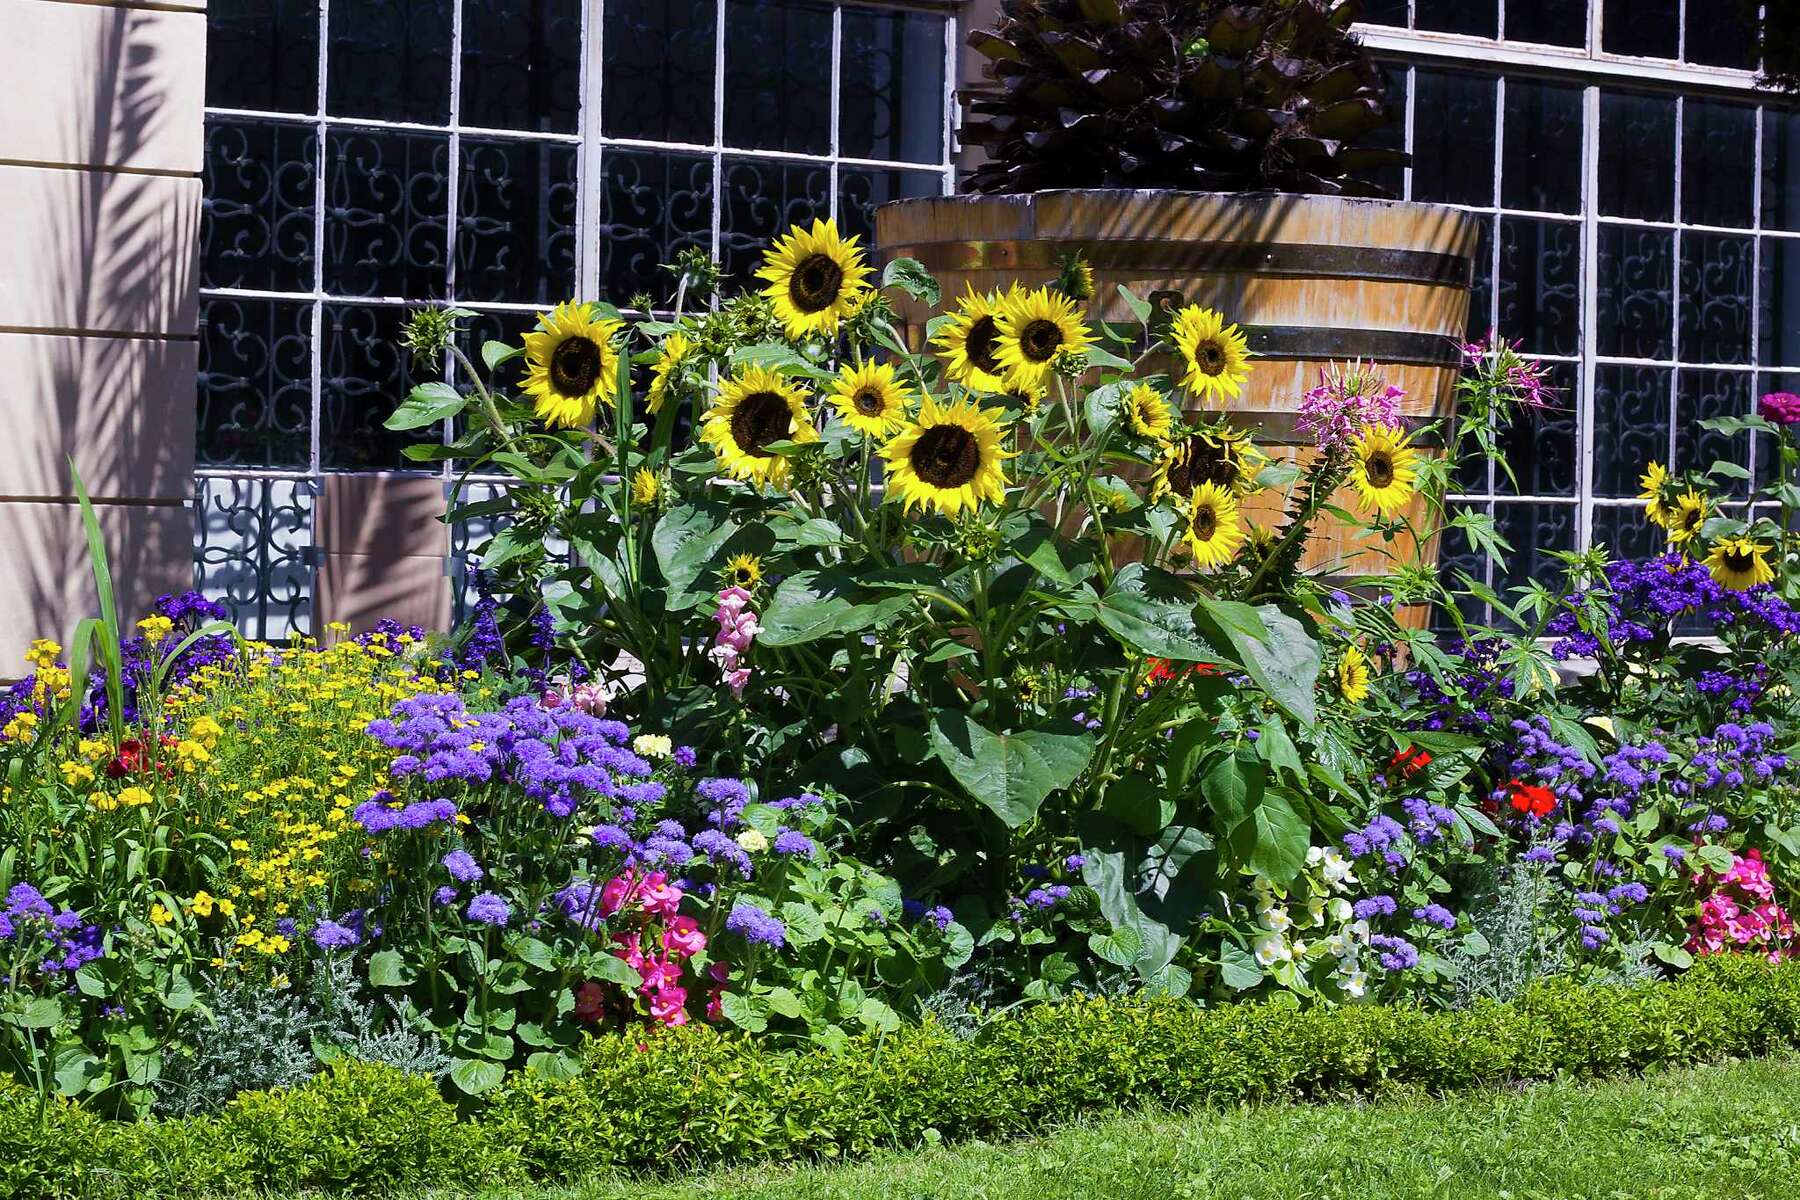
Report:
637,871,683,917
639,955,682,992
600,872,636,917
1758,391,1800,426
612,931,646,971
663,914,707,958
542,676,609,715
705,992,724,1023
648,986,689,1026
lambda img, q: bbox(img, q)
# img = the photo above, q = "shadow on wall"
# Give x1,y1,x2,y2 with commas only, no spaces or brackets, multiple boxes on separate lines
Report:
19,5,198,639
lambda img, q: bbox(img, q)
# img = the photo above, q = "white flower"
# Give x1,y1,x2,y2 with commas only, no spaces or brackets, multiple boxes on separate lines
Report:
1324,931,1353,959
735,828,770,853
1320,848,1355,888
1306,895,1328,927
1329,897,1354,924
632,734,673,759
1290,937,1308,959
1252,932,1292,966
1306,846,1325,867
1341,966,1368,997
1257,905,1293,933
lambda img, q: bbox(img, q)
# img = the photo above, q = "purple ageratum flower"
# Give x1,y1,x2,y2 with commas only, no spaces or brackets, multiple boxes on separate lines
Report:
772,829,817,858
1025,885,1072,909
311,919,361,950
1412,904,1456,930
725,901,786,948
397,798,458,829
1065,854,1087,872
1369,933,1419,971
433,886,459,907
466,892,511,928
925,905,954,931
697,777,752,829
1353,895,1398,920
5,884,51,920
672,745,698,769
443,850,483,883
353,800,401,834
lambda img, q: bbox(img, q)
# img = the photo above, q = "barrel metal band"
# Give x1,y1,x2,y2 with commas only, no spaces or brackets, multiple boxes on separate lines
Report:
1238,324,1466,369
891,239,1474,288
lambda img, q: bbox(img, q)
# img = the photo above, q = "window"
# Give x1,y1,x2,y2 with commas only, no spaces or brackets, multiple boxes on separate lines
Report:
196,0,955,634
1357,7,1793,626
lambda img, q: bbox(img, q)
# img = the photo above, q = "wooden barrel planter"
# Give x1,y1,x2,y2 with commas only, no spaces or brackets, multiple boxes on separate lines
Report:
874,191,1481,618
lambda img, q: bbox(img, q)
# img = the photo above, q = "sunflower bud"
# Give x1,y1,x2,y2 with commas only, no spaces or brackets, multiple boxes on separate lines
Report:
400,305,463,370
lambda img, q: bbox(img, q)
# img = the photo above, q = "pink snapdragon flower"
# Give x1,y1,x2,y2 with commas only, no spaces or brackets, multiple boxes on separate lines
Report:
542,675,609,715
709,586,762,698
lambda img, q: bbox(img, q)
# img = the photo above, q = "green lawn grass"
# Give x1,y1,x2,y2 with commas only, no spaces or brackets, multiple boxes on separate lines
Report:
510,1055,1800,1200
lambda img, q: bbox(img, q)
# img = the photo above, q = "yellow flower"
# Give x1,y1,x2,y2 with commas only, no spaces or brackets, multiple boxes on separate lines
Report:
631,466,660,509
149,903,173,926
1638,461,1672,525
993,287,1094,393
1337,646,1372,705
1180,483,1246,570
756,218,873,340
1346,424,1420,518
701,366,818,488
828,360,915,439
880,395,1013,518
91,793,119,813
58,761,95,788
188,891,217,918
189,715,225,749
931,285,1013,393
1123,383,1175,442
1169,305,1253,404
2,711,40,742
118,786,154,808
1151,427,1264,502
25,639,61,670
722,553,763,590
1706,538,1776,591
175,739,211,770
645,331,697,415
633,734,673,759
1665,489,1707,547
137,614,175,645
521,301,624,428
217,898,236,917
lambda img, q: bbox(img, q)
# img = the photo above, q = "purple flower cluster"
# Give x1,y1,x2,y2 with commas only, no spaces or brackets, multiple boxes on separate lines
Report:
1691,722,1788,792
1343,815,1407,870
0,884,105,979
354,795,459,832
1401,796,1457,845
1546,554,1800,661
725,901,786,948
1404,639,1517,733
1369,933,1419,971
1497,716,1595,813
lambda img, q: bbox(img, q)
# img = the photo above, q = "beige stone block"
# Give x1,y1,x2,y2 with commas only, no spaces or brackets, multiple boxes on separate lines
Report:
316,552,452,635
0,2,205,173
0,497,192,676
0,331,194,501
0,164,200,335
314,473,451,632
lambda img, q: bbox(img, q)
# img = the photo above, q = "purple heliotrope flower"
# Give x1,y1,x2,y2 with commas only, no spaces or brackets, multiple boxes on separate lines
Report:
443,849,483,883
466,892,511,927
311,919,360,950
724,901,786,948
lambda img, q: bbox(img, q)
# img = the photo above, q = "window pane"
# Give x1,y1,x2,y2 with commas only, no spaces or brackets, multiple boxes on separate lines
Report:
1589,503,1664,562
323,130,450,299
461,0,582,134
202,118,316,293
1679,233,1754,364
1597,225,1675,359
838,168,941,246
1432,512,1491,633
206,0,320,113
456,139,579,305
840,8,946,164
198,298,313,469
326,0,453,124
1411,69,1496,206
1502,78,1583,214
1764,110,1800,233
1467,216,1497,341
1496,361,1579,496
321,304,435,469
1498,216,1581,357
1365,65,1408,199
1682,100,1755,228
1492,503,1577,620
1593,364,1673,495
1361,0,1409,24
1683,0,1758,68
719,157,831,286
1416,0,1496,37
723,0,833,155
1760,237,1800,368
1602,0,1677,58
598,149,715,306
1676,370,1754,497
1504,0,1587,48
1598,91,1675,221
603,0,716,144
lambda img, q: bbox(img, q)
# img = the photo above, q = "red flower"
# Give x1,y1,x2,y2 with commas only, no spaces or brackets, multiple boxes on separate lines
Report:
105,738,148,778
1388,746,1433,779
1507,779,1556,818
1146,658,1220,684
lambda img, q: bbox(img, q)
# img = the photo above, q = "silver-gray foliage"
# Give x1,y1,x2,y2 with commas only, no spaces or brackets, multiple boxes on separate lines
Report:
1451,859,1572,1007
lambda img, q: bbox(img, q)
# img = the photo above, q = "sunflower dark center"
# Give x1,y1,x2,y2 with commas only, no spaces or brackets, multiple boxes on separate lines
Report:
1021,318,1064,363
1195,339,1227,375
910,424,981,488
966,316,1002,374
1191,504,1218,541
1169,436,1238,497
549,335,604,397
734,565,756,584
1724,549,1755,572
1365,451,1395,489
853,387,885,417
729,392,793,456
1681,507,1703,531
789,254,844,313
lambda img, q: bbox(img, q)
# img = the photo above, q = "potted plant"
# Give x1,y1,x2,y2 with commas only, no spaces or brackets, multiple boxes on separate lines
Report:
876,0,1482,602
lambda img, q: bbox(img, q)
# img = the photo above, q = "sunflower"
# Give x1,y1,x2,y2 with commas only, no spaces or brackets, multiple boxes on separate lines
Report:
1240,520,1280,564
881,396,1013,517
723,553,764,590
1347,424,1420,518
701,366,819,487
1665,489,1708,547
521,302,623,428
630,467,660,509
756,218,873,340
1055,251,1096,303
828,360,914,439
1336,645,1371,705
1705,537,1775,591
1638,461,1672,525
1123,383,1175,442
1181,482,1245,570
1151,426,1264,502
931,286,1012,393
645,331,697,415
994,286,1095,392
1169,305,1253,404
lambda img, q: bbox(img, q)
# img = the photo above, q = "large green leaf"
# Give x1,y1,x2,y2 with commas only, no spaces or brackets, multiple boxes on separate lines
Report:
928,710,1095,828
386,381,467,430
1194,601,1322,726
1227,788,1311,886
651,500,737,598
1089,563,1220,662
759,570,909,647
448,1057,506,1095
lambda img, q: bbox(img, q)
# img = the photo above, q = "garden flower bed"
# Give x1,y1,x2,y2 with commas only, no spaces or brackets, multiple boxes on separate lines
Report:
4,215,1800,1195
